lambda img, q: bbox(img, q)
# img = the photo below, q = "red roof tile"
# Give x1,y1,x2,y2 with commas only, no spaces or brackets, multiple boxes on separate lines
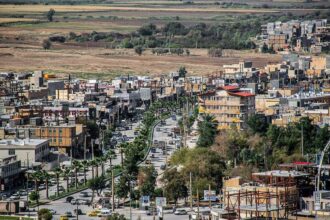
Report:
222,85,239,91
230,91,255,97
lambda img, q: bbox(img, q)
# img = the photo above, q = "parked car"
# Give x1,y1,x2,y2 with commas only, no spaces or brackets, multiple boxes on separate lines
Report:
146,208,157,216
150,147,156,153
9,194,20,200
145,159,152,164
160,164,166,170
39,184,46,190
174,209,187,215
60,216,69,220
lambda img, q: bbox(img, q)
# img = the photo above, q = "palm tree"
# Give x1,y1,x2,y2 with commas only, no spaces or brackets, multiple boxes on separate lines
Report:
89,160,98,180
81,160,89,185
106,150,117,168
54,167,62,196
100,155,107,177
63,167,71,192
119,143,129,167
30,170,43,194
95,157,103,177
72,160,81,189
41,170,52,199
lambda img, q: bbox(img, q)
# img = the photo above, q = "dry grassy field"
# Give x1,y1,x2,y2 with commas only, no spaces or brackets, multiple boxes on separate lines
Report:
0,43,281,78
0,4,281,13
0,2,314,78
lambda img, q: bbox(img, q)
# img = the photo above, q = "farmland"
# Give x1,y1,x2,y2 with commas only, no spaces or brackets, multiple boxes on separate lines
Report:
0,1,328,77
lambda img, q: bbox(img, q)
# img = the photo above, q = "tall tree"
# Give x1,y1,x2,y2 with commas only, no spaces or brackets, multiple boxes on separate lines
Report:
178,66,187,78
162,168,188,205
46,9,55,22
72,160,81,189
53,167,62,196
137,165,157,197
196,114,218,148
88,176,107,204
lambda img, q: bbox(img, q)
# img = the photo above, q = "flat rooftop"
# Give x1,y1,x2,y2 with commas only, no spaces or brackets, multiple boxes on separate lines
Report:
0,139,48,148
252,170,309,178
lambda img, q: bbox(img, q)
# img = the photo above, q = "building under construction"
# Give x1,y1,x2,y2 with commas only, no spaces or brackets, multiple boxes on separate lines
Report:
220,170,312,220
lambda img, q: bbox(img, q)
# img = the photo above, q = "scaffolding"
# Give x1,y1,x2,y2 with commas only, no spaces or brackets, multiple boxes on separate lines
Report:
224,177,300,220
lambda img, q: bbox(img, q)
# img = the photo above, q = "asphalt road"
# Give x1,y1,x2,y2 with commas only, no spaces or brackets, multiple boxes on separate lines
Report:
34,116,189,220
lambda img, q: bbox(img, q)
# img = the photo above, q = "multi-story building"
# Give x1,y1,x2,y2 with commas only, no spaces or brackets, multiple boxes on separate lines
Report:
0,138,50,167
35,124,84,155
199,86,255,130
0,155,22,191
267,34,288,50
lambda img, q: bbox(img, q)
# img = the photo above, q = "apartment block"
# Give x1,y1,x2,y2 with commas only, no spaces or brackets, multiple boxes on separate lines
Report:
199,86,255,130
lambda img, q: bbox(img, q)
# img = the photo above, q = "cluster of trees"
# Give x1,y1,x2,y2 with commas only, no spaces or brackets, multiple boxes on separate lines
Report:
151,48,190,56
65,21,258,50
208,115,330,179
166,147,226,199
208,48,222,57
28,148,117,209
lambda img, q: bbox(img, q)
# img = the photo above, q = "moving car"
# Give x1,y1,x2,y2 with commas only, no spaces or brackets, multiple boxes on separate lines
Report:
48,209,56,215
74,208,83,215
64,211,73,217
60,216,69,220
79,192,89,197
87,210,101,217
97,208,111,217
66,196,74,203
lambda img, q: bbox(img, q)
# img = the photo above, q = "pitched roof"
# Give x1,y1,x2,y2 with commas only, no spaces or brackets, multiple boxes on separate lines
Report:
221,85,239,91
230,91,255,97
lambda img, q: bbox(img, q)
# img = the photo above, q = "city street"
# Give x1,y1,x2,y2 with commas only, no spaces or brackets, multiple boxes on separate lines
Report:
35,116,189,220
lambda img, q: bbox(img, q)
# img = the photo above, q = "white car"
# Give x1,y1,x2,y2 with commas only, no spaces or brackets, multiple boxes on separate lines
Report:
48,209,56,215
98,208,111,217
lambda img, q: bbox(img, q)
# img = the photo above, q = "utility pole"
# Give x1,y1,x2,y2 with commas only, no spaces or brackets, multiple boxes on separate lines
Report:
208,184,211,211
197,188,200,220
84,132,87,160
91,140,94,160
301,123,304,157
111,166,115,212
190,172,192,211
76,201,79,220
26,152,30,217
129,178,132,220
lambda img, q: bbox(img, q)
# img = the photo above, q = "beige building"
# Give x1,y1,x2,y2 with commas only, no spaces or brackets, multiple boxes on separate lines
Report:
199,86,255,130
0,139,49,167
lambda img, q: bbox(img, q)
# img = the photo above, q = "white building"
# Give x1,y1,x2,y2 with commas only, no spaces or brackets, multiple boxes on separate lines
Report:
0,138,50,167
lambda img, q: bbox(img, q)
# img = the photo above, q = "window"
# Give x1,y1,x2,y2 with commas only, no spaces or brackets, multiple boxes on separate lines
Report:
8,149,15,155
